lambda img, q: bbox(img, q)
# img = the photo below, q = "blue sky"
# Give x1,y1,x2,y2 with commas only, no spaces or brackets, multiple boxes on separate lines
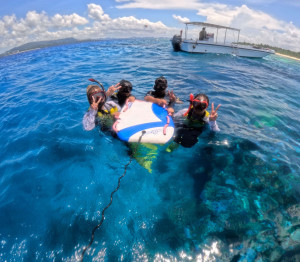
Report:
1,0,300,53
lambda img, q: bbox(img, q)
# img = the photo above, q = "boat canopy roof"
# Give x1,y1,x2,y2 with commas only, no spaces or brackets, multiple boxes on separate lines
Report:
184,22,240,32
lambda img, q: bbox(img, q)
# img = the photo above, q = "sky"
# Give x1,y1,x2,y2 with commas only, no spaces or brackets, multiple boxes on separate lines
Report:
1,0,300,54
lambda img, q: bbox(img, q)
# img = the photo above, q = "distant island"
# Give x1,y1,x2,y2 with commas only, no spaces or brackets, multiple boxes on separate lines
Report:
0,37,157,58
0,38,98,58
238,42,300,60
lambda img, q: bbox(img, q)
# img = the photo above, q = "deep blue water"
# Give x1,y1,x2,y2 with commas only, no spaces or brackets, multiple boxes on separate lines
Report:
0,38,300,261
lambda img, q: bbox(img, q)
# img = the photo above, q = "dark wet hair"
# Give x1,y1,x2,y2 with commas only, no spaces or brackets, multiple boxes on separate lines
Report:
187,93,209,119
194,93,209,105
152,76,168,98
154,76,167,91
119,80,132,93
117,80,133,106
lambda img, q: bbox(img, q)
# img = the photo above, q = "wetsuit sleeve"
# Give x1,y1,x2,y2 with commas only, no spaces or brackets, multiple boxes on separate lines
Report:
173,108,187,119
144,91,154,98
168,99,175,108
206,118,220,131
82,108,97,131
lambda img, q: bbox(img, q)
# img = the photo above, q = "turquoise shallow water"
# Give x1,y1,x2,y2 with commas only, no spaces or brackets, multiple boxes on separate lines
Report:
0,38,300,261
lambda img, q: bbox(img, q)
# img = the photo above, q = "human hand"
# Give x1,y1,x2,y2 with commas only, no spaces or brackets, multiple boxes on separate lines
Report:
167,107,174,115
168,90,176,103
128,96,135,102
157,99,167,107
209,103,221,121
113,112,120,119
91,96,103,111
106,83,121,97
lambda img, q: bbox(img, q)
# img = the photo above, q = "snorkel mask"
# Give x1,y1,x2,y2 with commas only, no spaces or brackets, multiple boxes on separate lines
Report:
183,94,209,116
153,76,168,98
192,97,208,111
90,89,105,102
118,80,132,98
116,80,133,106
87,79,107,110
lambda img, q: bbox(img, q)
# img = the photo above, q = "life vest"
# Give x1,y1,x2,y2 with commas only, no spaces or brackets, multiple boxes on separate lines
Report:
184,110,210,128
97,106,118,117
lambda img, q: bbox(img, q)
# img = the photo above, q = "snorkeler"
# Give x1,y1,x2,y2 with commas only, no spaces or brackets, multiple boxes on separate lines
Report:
171,93,221,148
82,79,134,131
144,76,179,115
109,79,135,108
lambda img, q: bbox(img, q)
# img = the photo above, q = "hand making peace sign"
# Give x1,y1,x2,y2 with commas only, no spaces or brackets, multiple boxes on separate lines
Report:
168,90,176,103
91,96,103,111
209,102,221,121
106,83,121,97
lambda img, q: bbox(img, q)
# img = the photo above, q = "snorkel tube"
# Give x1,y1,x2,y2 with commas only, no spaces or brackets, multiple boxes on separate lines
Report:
183,94,194,116
89,78,107,101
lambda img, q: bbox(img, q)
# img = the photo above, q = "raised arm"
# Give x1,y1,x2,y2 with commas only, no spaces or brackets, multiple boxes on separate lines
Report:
82,96,103,131
208,102,221,131
144,95,168,107
106,83,121,97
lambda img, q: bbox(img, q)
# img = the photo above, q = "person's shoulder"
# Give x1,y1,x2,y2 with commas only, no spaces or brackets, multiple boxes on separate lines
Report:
173,108,188,118
110,94,118,100
145,90,155,97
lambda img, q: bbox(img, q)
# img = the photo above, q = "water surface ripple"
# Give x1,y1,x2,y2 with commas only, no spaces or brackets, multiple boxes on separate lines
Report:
0,38,299,261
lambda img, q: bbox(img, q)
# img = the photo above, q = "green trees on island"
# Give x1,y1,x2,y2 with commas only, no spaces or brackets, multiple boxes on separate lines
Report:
238,42,300,59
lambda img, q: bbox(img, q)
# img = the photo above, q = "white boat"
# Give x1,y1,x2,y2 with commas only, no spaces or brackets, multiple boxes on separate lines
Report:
171,22,275,58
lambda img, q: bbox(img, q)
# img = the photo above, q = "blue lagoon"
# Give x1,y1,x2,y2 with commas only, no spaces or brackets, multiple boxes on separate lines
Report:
0,38,299,261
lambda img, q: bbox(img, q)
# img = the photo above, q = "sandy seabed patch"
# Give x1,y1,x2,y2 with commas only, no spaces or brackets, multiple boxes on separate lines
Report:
276,53,300,62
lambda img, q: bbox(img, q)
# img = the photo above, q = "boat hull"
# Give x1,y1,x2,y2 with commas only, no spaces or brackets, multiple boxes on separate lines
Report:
172,35,182,52
180,41,274,58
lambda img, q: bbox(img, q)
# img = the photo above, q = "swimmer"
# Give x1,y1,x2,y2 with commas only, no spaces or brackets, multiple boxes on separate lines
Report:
171,93,221,148
144,76,179,115
83,79,134,131
108,79,135,108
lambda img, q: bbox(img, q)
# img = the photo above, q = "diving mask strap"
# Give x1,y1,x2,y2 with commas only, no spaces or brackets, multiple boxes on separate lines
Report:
89,78,107,101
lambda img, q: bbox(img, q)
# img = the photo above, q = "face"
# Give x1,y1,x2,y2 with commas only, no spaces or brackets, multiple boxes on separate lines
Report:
88,88,106,109
192,96,208,114
155,83,167,92
118,81,132,98
154,77,167,92
120,87,131,95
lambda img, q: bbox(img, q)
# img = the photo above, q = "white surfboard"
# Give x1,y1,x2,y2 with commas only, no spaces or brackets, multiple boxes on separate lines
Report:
112,100,175,144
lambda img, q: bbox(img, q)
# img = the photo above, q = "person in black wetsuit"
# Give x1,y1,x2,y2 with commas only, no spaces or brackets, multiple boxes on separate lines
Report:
83,79,135,131
110,79,135,108
144,76,178,115
172,93,221,148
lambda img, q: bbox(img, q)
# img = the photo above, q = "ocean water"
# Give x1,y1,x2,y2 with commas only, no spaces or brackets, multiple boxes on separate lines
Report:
0,38,299,261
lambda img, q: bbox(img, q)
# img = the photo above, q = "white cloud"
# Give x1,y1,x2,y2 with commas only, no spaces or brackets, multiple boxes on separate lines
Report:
88,3,111,21
116,0,201,10
52,13,89,27
25,11,49,28
172,15,190,24
0,9,92,53
0,1,299,53
116,0,300,51
91,15,172,38
195,3,300,51
3,14,17,27
0,3,177,54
